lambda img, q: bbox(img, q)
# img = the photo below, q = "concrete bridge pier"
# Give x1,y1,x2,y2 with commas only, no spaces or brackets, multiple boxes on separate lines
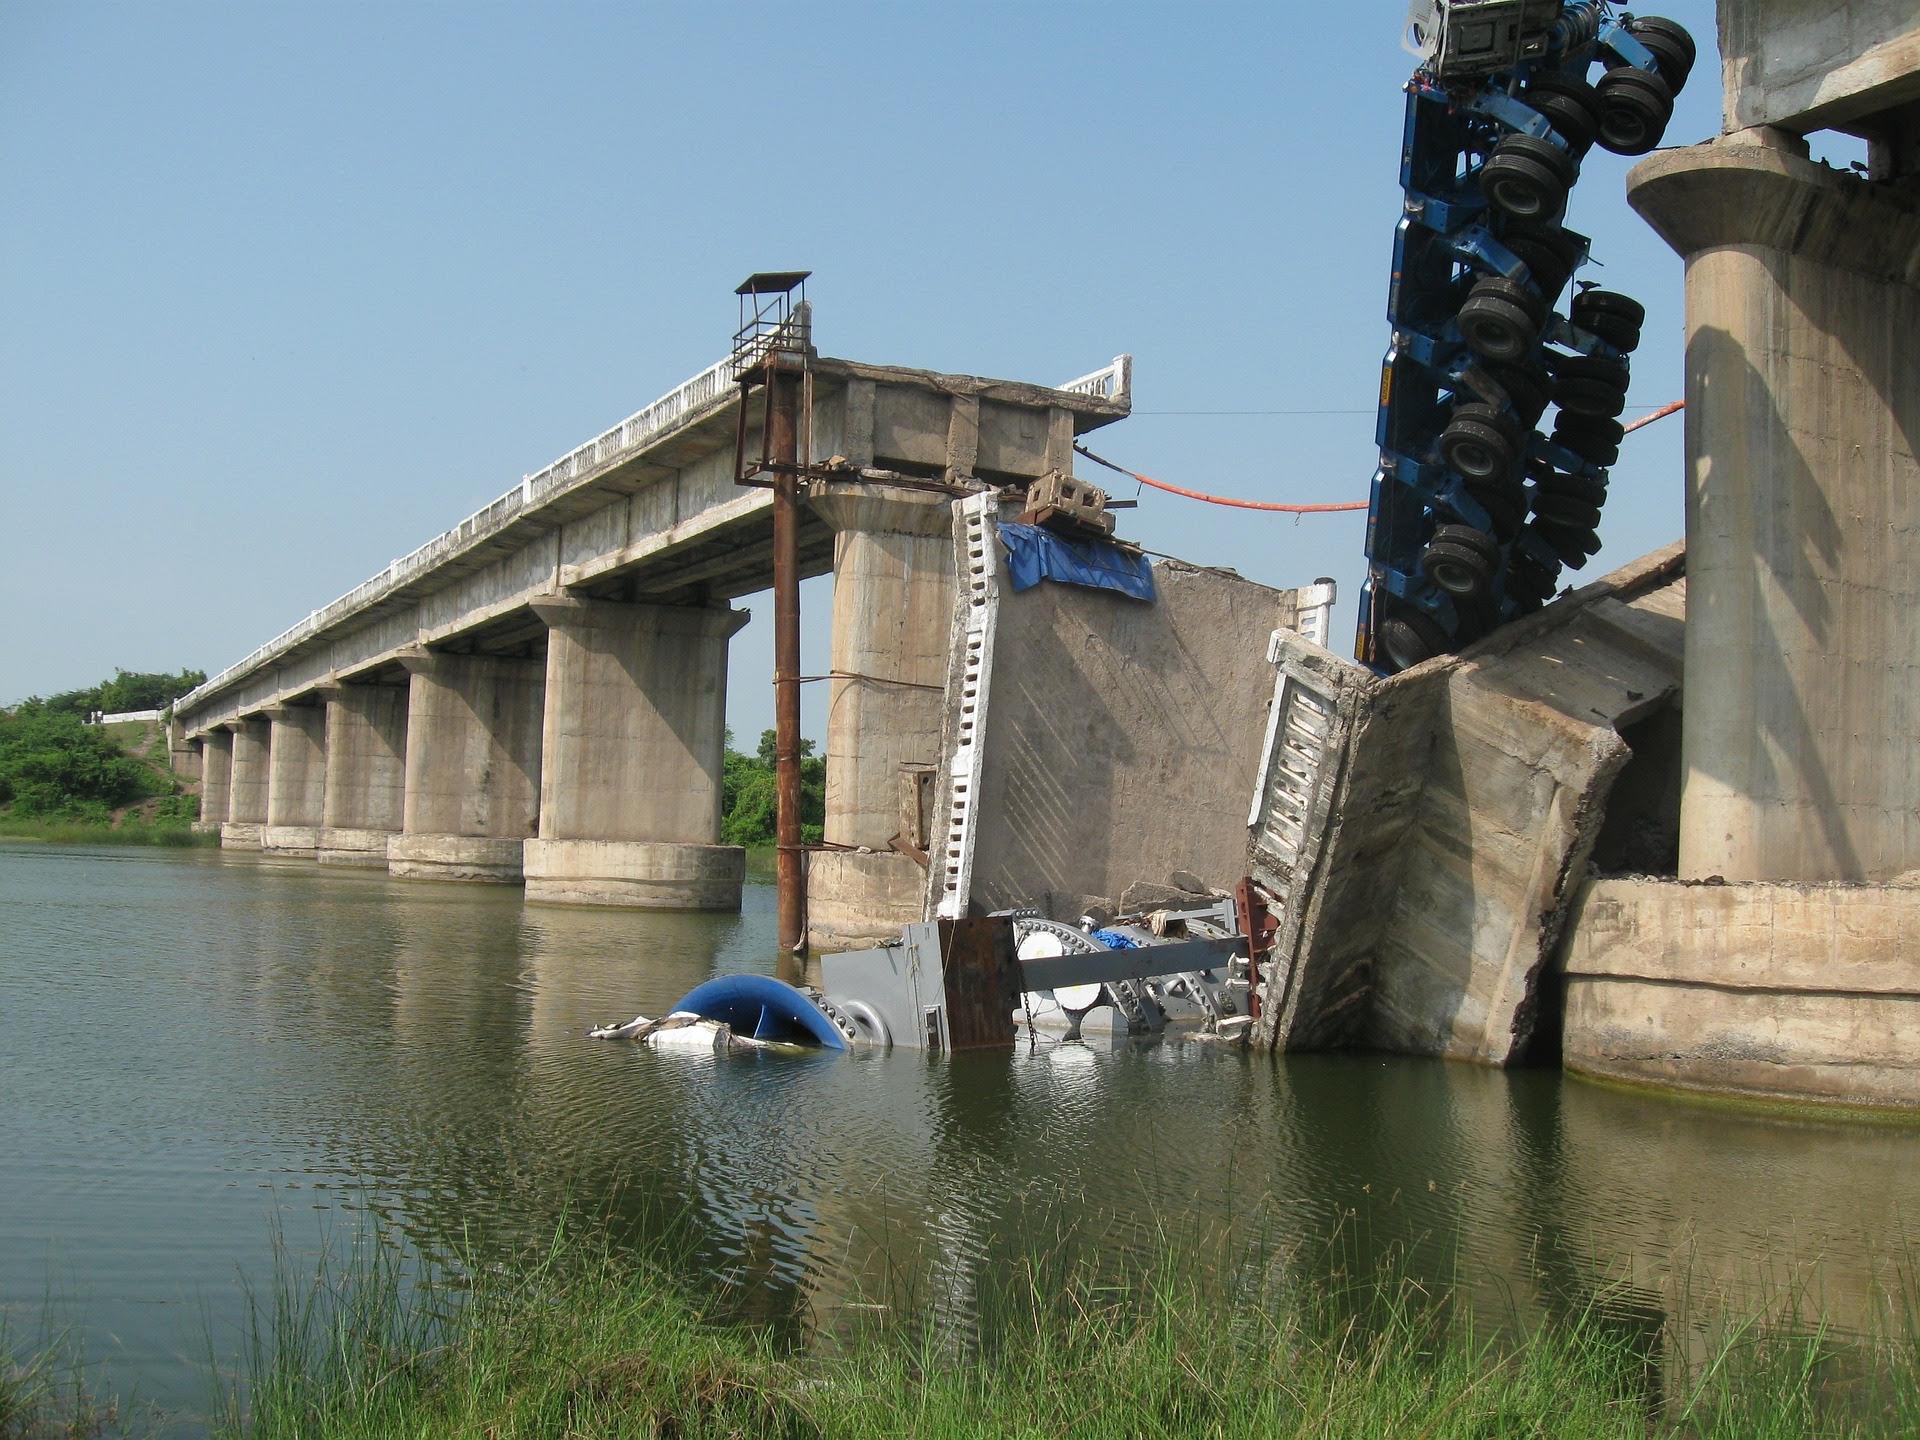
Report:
317,680,409,866
388,648,545,883
523,596,747,909
196,729,233,834
1629,131,1920,883
261,703,327,856
220,716,270,849
804,481,959,949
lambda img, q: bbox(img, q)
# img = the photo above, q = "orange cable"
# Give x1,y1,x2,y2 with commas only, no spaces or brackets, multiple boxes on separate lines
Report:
1075,398,1682,515
1073,444,1369,514
1621,399,1684,434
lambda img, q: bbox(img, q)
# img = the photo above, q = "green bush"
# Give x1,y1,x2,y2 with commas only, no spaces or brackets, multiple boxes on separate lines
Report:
0,708,160,816
720,728,824,847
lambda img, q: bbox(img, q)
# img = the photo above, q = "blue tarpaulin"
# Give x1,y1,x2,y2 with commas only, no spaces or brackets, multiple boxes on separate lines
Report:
998,522,1156,602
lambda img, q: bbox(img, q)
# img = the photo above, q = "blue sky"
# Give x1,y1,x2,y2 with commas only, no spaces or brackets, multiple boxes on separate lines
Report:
1,2,1730,739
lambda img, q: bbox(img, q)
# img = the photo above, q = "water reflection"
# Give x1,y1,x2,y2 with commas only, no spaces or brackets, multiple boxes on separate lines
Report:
2,841,1918,1429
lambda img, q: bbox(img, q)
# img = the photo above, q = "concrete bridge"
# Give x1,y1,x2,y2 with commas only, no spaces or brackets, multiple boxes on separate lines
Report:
174,333,1130,920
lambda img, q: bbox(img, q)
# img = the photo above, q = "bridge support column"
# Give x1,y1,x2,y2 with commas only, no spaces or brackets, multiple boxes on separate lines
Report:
317,681,408,866
262,704,327,856
196,730,232,834
523,596,748,908
803,481,957,949
389,649,545,883
221,716,270,849
1629,134,1920,882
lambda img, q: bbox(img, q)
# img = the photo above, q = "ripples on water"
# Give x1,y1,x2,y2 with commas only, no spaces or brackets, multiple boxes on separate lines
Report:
3,841,1919,1426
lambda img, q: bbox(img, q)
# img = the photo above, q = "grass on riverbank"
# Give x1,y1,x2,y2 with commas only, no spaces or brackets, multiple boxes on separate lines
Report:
0,814,214,847
0,1329,114,1440
199,1224,1920,1440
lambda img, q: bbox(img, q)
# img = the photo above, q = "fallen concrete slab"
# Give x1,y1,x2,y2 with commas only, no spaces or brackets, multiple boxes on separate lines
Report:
925,492,1310,927
1255,542,1686,1066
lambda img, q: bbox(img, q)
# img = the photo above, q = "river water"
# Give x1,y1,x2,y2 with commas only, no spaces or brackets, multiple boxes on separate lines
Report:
4,841,1919,1429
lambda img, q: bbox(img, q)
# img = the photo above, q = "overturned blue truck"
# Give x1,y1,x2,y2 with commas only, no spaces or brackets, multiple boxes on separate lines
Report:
1359,0,1694,672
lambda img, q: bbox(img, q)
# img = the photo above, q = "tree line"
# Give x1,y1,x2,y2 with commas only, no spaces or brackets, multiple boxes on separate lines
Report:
1,668,204,820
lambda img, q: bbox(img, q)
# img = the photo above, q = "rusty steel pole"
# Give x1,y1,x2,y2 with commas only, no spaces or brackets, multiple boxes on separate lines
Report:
768,361,805,955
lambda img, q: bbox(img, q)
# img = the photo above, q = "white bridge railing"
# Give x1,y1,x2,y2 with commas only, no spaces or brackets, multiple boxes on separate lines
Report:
1055,354,1132,407
178,349,1131,719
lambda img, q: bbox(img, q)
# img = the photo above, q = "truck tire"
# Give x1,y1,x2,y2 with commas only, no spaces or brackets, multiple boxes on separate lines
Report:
1533,492,1604,529
1536,468,1608,506
1549,351,1631,390
1482,135,1577,221
1459,277,1545,362
1554,377,1628,418
1478,360,1551,427
1596,66,1674,155
1465,480,1526,539
1522,72,1602,158
1502,226,1582,302
1440,403,1522,481
1554,414,1624,467
1628,17,1695,91
1378,608,1452,673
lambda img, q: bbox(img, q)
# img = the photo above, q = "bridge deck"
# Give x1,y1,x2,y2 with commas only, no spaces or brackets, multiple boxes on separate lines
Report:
177,352,1129,733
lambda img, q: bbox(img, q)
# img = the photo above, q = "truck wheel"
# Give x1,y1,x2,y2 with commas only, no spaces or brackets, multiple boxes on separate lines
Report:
1554,377,1628,418
1533,492,1604,529
1536,468,1608,506
1536,520,1602,569
1550,352,1631,390
1465,480,1526,539
1501,229,1580,304
1440,403,1522,481
1378,609,1452,673
1552,417,1622,468
1628,17,1695,90
1459,277,1545,362
1422,538,1494,601
1523,72,1602,158
1479,360,1551,426
1482,136,1577,221
1596,66,1674,155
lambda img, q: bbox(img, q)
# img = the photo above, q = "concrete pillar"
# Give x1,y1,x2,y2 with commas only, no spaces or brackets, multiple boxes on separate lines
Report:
521,596,749,909
1629,133,1920,882
221,716,271,849
262,703,327,856
803,480,958,948
388,649,545,883
167,719,202,783
196,729,232,833
317,680,409,866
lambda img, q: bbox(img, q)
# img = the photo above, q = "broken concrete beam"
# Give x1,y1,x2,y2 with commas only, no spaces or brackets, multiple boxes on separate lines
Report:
1256,543,1687,1067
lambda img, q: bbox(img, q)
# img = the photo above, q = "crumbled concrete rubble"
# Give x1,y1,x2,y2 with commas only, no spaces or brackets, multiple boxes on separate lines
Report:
1253,543,1687,1065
